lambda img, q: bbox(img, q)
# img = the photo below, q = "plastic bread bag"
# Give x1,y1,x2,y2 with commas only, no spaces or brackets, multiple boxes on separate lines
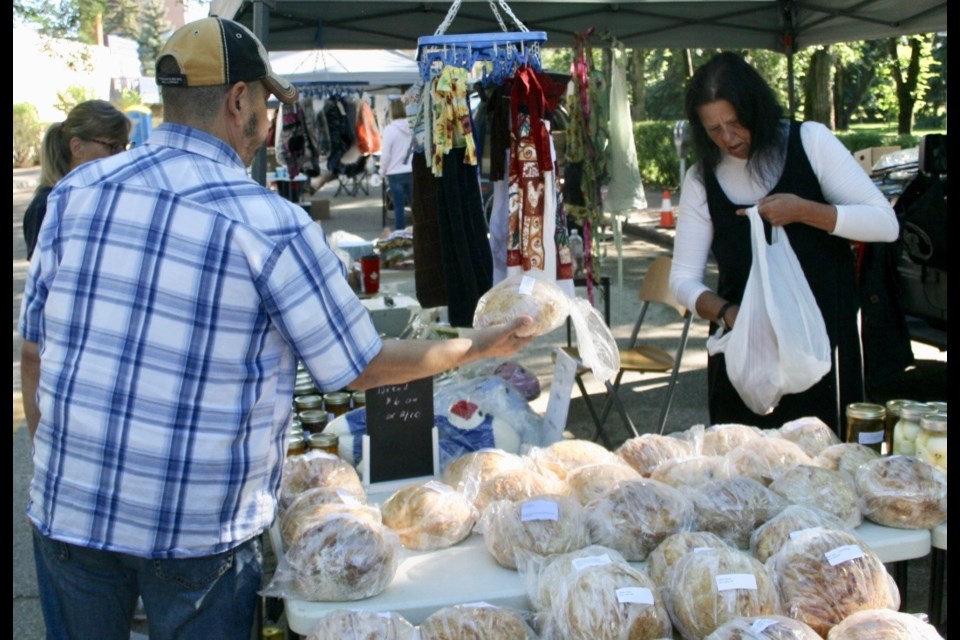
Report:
536,554,673,640
475,494,590,569
525,438,623,480
777,416,842,458
723,437,814,486
281,493,377,549
514,544,630,612
442,448,527,492
705,615,822,639
418,602,539,640
473,271,620,383
664,546,782,640
749,504,852,564
825,609,945,640
470,465,569,514
305,609,417,640
767,464,862,529
260,509,401,602
701,423,766,456
279,449,366,509
616,433,699,477
684,476,790,549
649,455,732,489
566,462,641,505
380,479,479,550
584,478,696,561
647,530,735,586
765,528,900,637
854,455,947,529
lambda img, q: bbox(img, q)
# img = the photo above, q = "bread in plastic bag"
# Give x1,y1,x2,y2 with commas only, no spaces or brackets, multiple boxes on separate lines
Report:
647,530,735,585
664,546,781,640
566,462,641,505
261,508,400,602
616,433,697,477
477,494,589,569
705,614,822,639
749,504,850,564
825,609,945,640
305,609,417,640
281,499,380,550
473,271,570,338
514,544,629,612
533,438,623,479
567,295,621,383
702,423,766,456
473,466,569,513
380,480,478,550
777,416,842,457
443,448,526,496
766,528,899,636
650,455,732,489
767,464,862,529
418,603,538,639
724,437,814,486
585,478,696,561
280,449,366,509
687,476,789,549
539,556,673,640
813,443,880,479
855,455,947,529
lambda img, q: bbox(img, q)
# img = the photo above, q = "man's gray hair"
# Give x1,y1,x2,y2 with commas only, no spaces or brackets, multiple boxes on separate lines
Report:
156,56,230,129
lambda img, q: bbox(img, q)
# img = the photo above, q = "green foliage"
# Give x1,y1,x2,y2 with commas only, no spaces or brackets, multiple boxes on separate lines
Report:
115,89,143,111
14,0,106,42
633,121,690,191
103,0,141,40
137,0,172,76
54,85,97,116
13,102,44,168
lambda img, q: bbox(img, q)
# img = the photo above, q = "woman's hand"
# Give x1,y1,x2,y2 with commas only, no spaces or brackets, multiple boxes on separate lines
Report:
737,193,838,233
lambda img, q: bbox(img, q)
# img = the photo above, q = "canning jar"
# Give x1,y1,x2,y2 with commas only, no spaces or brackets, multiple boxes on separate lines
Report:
915,412,947,471
892,402,930,456
294,394,324,414
351,390,366,409
286,432,306,457
309,432,340,456
845,403,887,454
298,409,329,434
324,391,351,418
883,399,911,457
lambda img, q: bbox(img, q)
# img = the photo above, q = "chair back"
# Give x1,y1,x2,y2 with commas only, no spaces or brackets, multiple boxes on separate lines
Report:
638,256,687,318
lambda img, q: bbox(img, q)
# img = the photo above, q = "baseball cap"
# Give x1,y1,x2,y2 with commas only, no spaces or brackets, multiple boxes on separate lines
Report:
156,16,298,104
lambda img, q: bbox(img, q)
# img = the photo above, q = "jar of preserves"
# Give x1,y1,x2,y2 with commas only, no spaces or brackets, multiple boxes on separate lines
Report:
927,401,948,413
351,390,366,409
845,403,887,454
324,391,351,418
309,432,340,456
294,380,317,397
298,409,328,434
286,432,306,456
892,402,930,456
294,394,324,414
915,412,947,471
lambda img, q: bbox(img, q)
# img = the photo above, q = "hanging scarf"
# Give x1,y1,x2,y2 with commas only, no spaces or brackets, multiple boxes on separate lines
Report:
431,66,477,176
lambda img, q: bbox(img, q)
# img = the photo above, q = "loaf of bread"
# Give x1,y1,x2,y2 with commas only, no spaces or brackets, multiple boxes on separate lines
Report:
539,438,623,477
702,423,765,456
688,476,789,548
766,528,899,637
281,501,381,550
647,530,734,585
617,433,696,477
585,478,696,561
473,272,569,338
566,462,641,505
419,604,536,640
665,546,781,640
768,464,862,529
813,443,880,478
479,494,589,569
280,449,365,509
777,416,842,457
442,448,526,499
705,614,822,639
825,608,945,639
855,455,948,529
279,486,369,547
650,455,731,489
473,467,568,513
305,609,416,640
749,504,850,564
725,438,814,486
380,480,478,550
515,544,628,612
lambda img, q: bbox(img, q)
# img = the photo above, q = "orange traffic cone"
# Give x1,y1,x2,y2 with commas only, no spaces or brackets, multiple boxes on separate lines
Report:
659,189,675,228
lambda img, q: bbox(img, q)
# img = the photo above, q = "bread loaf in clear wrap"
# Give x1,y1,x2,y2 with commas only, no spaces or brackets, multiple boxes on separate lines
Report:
686,476,789,549
473,270,620,382
419,603,537,639
566,462,641,505
380,480,478,550
749,504,851,564
777,416,842,457
649,455,731,489
700,423,765,456
664,546,781,640
279,486,368,548
647,530,735,585
279,449,365,509
477,494,589,569
813,442,880,478
616,433,697,477
767,464,862,529
305,609,416,640
704,614,822,639
766,528,900,637
724,437,814,486
855,455,947,529
825,609,945,639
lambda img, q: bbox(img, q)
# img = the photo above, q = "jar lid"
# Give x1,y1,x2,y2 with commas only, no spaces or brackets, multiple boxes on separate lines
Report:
351,390,366,404
309,432,339,447
884,399,913,415
287,433,306,450
299,409,329,426
846,402,885,420
294,381,317,395
324,391,351,405
921,412,947,432
900,402,932,420
927,401,948,412
295,394,325,409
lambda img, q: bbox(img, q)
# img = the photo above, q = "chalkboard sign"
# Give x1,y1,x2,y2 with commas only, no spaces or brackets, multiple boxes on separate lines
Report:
364,376,435,482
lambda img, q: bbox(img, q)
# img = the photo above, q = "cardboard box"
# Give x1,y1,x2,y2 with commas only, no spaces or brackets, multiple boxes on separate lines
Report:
854,146,900,174
310,197,331,221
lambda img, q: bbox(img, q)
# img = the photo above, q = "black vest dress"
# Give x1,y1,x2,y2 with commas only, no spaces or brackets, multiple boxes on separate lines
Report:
703,121,863,436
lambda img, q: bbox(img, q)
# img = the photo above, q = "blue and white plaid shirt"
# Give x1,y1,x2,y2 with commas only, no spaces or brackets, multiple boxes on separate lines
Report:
19,124,382,558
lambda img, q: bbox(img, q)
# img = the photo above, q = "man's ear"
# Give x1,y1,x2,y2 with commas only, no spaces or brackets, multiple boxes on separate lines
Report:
225,82,247,121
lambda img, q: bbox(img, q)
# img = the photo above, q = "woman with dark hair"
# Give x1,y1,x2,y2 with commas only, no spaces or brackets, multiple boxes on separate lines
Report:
669,51,898,435
23,100,131,259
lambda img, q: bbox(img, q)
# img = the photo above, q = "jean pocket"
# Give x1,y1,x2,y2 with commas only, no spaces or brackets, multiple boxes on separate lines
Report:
152,548,235,591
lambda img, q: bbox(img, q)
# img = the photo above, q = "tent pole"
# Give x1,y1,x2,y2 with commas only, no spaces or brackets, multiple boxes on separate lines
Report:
251,0,273,187
787,49,795,119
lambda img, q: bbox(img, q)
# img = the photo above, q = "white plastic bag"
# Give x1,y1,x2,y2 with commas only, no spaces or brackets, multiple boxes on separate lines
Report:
706,206,830,415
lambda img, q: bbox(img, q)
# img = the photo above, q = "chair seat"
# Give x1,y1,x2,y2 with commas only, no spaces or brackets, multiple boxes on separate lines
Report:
619,345,674,372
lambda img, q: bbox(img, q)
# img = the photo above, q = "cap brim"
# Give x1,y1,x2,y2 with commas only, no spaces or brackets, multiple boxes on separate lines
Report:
264,74,298,104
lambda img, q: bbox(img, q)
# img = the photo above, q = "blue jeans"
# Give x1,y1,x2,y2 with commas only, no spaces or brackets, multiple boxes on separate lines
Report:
32,528,262,640
387,172,413,230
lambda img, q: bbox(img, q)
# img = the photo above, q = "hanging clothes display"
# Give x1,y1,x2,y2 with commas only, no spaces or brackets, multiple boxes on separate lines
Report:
324,96,355,174
606,44,646,215
278,101,322,179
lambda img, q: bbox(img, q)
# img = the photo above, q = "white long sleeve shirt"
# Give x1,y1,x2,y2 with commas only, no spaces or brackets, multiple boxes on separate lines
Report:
378,118,413,177
670,120,899,317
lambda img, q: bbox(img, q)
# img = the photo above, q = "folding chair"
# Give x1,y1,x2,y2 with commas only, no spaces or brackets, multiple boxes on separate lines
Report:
333,154,372,197
563,256,693,446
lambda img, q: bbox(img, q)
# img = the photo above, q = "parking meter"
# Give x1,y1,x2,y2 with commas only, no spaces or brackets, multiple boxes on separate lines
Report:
674,120,691,188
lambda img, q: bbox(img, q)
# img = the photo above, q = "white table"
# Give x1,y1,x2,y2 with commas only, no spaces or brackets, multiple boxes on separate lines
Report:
278,519,932,636
929,521,947,628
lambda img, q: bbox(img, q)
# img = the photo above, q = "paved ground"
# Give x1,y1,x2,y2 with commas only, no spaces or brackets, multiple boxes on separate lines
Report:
11,167,947,638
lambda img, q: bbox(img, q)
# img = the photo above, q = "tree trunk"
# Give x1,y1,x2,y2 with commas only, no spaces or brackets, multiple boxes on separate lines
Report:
833,62,847,130
803,48,834,128
887,36,923,135
628,49,647,121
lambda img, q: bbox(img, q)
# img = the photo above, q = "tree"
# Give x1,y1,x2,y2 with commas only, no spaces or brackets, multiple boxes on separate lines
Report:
138,0,172,76
103,0,142,41
803,48,833,128
55,85,97,116
14,0,106,43
627,49,647,121
886,34,935,134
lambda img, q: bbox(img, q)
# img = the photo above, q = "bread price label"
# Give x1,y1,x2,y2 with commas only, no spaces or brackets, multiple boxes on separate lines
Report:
520,499,560,521
615,587,654,605
571,554,612,571
825,544,865,566
858,430,885,445
518,275,536,295
715,574,758,591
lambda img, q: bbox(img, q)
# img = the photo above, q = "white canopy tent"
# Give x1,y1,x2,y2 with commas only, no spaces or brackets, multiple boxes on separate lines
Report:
268,48,419,88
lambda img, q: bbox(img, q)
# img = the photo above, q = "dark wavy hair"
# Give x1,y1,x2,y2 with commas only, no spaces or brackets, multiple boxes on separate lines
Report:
685,51,786,183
